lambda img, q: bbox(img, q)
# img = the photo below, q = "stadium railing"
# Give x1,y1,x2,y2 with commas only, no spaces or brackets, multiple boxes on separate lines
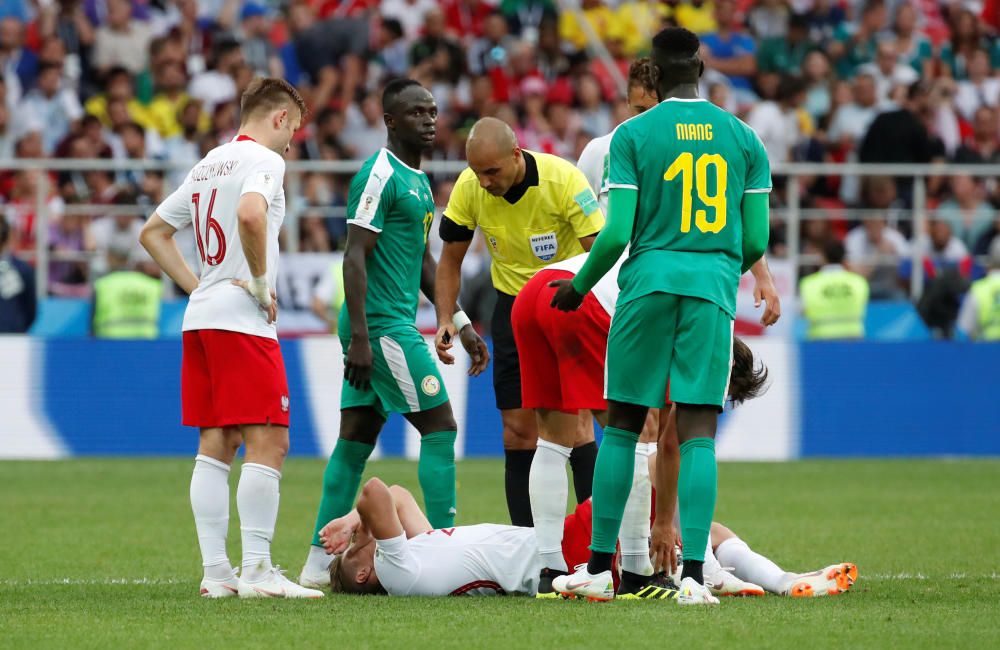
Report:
4,158,999,304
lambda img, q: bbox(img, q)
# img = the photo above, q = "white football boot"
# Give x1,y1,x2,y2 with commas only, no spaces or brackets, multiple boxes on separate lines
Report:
786,563,858,598
677,577,721,606
552,565,615,602
199,567,239,598
705,567,766,597
238,566,325,599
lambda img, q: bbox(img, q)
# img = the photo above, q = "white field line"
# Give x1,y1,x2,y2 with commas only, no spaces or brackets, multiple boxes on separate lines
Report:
1,574,999,587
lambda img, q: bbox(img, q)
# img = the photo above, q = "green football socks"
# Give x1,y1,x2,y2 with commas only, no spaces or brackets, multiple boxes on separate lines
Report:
310,438,375,546
589,427,640,556
418,430,458,528
678,437,718,564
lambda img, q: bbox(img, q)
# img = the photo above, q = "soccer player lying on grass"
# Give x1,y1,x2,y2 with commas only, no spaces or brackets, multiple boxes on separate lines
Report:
318,477,854,599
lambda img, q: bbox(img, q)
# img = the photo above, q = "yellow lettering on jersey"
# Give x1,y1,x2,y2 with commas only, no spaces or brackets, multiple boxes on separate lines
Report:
663,153,728,234
674,124,714,141
423,211,434,242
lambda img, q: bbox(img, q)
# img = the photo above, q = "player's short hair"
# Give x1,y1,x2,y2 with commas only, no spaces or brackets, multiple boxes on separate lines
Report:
382,78,423,112
728,337,768,406
651,27,701,84
823,239,846,265
627,57,657,94
328,555,353,594
240,77,306,125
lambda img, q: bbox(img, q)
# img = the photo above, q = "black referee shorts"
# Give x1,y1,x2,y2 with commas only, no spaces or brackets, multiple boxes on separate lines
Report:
491,290,522,410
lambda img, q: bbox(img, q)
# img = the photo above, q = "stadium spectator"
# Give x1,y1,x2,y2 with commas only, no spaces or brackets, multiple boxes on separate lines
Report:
939,8,994,81
0,214,36,333
84,67,151,132
801,50,834,121
0,15,36,99
674,0,716,34
747,0,789,40
576,73,611,139
845,176,910,300
343,91,387,161
36,0,97,94
469,11,515,76
757,13,812,75
558,0,617,52
288,2,366,106
88,188,145,277
411,8,465,83
92,0,154,76
856,40,918,106
953,106,1000,165
443,0,495,41
536,15,570,81
746,75,806,168
700,0,757,101
381,0,439,41
16,62,83,156
188,38,242,114
973,216,1000,258
891,3,933,79
238,3,282,79
913,219,972,270
311,257,344,334
828,0,884,79
0,95,12,158
954,49,1000,122
935,176,994,250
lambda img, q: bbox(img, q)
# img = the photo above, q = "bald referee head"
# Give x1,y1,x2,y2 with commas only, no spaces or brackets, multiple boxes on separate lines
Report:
466,117,524,197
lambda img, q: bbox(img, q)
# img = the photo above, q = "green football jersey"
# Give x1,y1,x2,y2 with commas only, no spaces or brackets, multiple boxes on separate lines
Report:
607,97,771,317
340,148,435,336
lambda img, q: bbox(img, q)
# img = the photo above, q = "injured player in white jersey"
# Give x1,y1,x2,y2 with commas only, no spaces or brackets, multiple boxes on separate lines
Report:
319,474,854,599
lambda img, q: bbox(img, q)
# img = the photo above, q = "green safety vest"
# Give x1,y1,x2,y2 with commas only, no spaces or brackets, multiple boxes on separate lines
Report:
969,274,1000,341
799,268,869,340
93,271,162,339
328,261,345,335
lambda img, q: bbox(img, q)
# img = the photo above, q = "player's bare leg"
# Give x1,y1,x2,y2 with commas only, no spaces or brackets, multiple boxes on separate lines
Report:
502,407,538,526
529,408,577,596
192,427,243,598
301,407,383,588
237,423,322,598
712,523,857,597
404,402,459,528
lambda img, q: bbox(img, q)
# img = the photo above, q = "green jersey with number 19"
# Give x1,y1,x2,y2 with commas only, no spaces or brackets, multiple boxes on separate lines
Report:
607,97,771,317
341,147,436,337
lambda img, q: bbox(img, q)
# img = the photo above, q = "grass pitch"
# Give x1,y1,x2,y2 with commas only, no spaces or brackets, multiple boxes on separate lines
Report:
2,458,999,649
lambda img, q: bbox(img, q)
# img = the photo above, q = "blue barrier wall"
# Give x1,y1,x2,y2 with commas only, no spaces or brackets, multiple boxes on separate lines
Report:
799,342,1000,457
3,337,998,459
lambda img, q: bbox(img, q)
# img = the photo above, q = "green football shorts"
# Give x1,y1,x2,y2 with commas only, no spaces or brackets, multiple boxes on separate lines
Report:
340,326,450,417
605,292,734,410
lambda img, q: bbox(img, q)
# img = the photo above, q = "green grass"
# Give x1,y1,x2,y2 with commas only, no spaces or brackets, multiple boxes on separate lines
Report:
2,459,999,649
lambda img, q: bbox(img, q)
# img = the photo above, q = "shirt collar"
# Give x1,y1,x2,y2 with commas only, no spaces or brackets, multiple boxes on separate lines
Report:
502,150,539,204
822,264,844,272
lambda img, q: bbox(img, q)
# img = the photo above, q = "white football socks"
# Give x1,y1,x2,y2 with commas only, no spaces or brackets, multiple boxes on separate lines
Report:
237,463,282,582
703,536,723,579
529,439,572,572
190,455,233,581
304,544,333,576
620,443,654,576
715,536,797,594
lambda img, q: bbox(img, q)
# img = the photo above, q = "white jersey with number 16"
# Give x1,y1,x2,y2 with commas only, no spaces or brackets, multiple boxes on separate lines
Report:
156,136,286,339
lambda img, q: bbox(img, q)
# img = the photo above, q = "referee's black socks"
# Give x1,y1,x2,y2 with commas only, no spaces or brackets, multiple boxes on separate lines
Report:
570,442,597,503
504,449,535,526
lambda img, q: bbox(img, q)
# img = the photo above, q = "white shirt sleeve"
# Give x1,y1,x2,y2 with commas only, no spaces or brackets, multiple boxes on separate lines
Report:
374,533,421,595
155,184,193,230
240,157,285,208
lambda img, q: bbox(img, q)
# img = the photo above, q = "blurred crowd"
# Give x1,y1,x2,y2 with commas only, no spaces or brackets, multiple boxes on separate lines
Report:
1,0,1000,315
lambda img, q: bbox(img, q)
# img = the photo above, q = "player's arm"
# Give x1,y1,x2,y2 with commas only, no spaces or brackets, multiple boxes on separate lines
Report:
343,224,379,390
741,192,770,274
235,192,277,324
356,477,405,541
750,255,780,326
421,247,489,376
550,187,635,311
388,484,433,537
139,213,199,295
434,199,476,362
650,405,681,574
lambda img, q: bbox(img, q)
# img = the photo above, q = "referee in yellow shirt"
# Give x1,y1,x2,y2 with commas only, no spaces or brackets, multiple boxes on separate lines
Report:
434,117,605,526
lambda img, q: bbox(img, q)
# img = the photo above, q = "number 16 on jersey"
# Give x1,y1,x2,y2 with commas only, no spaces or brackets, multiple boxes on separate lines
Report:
192,189,227,266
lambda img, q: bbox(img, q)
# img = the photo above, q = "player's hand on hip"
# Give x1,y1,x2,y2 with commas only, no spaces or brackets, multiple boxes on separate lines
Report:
319,516,357,555
458,324,490,377
435,324,457,364
344,337,373,390
753,277,781,326
231,278,278,324
649,520,678,576
549,279,585,312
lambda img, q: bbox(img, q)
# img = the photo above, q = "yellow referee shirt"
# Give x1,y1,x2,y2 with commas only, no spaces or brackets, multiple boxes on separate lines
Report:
443,150,605,295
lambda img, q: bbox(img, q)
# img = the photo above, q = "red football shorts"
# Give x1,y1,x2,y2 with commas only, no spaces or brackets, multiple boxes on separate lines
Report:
512,269,611,412
181,329,290,428
562,498,621,590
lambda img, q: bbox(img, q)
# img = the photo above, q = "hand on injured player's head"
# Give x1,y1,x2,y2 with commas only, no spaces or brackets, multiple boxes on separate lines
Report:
320,515,358,555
